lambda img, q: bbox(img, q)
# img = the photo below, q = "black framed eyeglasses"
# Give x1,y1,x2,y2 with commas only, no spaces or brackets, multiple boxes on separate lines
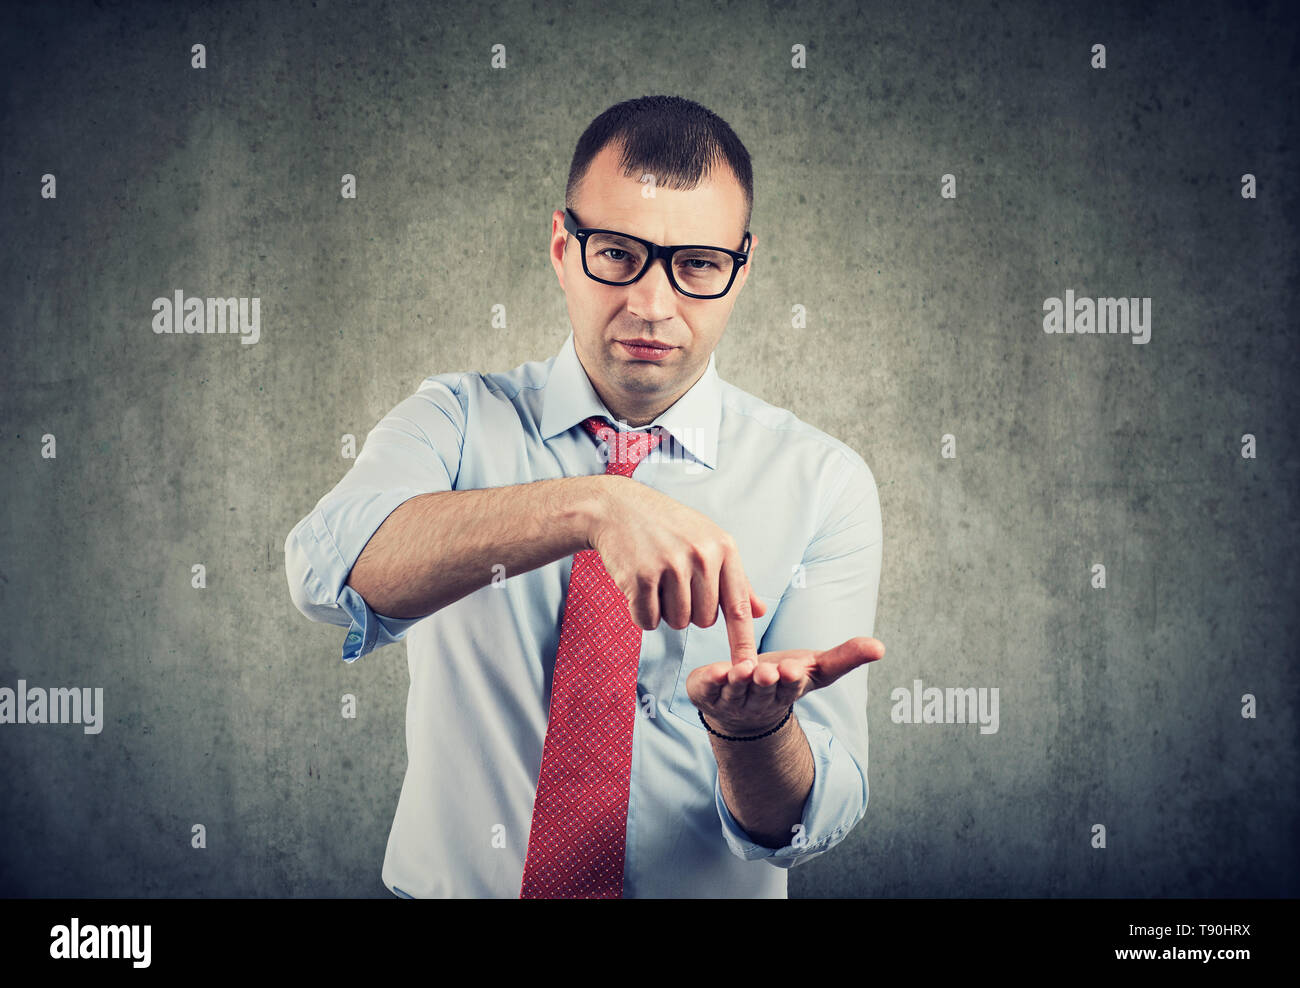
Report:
563,208,751,300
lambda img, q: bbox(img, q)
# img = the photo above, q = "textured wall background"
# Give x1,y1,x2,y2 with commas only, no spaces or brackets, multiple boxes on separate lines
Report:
1,0,1296,897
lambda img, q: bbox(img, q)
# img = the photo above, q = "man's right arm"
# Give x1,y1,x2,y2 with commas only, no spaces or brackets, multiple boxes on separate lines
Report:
344,477,607,619
285,371,766,663
284,371,488,662
282,375,623,661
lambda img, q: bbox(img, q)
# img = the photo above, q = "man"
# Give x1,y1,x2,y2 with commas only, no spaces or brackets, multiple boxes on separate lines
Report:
284,94,884,898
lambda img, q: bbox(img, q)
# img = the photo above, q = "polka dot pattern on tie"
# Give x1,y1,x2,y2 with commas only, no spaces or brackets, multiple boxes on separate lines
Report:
519,416,664,898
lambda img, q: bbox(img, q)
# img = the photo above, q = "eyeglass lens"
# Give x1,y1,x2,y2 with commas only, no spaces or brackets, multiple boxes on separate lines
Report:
584,232,736,297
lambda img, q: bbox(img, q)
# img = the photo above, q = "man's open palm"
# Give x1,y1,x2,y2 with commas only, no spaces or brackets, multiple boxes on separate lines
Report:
688,636,885,735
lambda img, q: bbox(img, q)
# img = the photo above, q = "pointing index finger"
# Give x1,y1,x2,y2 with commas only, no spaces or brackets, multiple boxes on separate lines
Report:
719,552,758,666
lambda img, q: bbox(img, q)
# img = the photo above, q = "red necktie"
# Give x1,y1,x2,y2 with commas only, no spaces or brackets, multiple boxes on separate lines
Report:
519,416,665,898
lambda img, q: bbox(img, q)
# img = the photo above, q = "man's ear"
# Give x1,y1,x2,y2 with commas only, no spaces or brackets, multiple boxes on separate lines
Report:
736,230,756,290
550,209,568,290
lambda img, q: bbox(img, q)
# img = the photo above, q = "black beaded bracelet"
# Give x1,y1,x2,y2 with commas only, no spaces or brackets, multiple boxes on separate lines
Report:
698,706,793,741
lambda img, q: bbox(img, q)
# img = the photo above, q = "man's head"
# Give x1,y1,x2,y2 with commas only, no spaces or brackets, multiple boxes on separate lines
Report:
550,95,756,428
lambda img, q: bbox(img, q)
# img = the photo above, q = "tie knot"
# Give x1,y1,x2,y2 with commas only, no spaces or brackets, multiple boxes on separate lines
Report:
581,416,665,477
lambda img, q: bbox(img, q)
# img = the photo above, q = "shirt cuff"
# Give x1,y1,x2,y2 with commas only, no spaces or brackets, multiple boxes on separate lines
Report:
285,487,431,663
338,584,424,663
713,715,866,868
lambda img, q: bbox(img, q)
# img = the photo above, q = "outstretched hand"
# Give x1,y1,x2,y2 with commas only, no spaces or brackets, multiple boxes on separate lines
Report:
688,636,885,736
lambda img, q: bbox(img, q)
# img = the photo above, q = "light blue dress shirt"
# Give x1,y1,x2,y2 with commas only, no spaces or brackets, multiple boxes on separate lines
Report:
284,331,883,898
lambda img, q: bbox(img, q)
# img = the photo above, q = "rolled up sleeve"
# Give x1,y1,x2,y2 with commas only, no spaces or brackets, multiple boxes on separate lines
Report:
716,450,883,867
284,374,469,662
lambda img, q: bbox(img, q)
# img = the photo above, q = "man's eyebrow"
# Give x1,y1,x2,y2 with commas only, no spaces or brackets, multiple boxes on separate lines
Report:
599,223,739,249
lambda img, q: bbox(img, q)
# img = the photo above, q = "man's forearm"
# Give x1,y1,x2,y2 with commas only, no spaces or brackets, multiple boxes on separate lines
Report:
345,476,607,619
710,713,814,848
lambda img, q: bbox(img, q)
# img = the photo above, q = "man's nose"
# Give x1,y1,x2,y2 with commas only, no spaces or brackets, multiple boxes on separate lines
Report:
626,257,679,320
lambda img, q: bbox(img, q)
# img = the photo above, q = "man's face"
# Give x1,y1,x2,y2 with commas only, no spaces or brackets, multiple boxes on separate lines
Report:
549,142,756,426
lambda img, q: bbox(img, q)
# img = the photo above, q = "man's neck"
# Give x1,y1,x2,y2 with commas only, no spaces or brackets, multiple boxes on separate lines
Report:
590,359,710,430
599,400,668,430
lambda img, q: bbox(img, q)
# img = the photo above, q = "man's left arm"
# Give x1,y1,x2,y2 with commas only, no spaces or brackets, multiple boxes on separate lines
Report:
692,451,883,868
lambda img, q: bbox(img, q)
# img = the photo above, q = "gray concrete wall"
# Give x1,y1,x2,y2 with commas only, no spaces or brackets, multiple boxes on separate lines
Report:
1,0,1295,897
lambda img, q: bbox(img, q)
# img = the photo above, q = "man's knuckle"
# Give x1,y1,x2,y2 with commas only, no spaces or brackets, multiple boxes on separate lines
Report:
661,559,687,586
689,542,720,569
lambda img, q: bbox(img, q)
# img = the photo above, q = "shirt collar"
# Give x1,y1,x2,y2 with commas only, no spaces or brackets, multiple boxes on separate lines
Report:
539,331,720,470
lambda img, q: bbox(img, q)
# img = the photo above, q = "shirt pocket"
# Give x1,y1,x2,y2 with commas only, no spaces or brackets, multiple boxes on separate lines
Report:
663,586,783,732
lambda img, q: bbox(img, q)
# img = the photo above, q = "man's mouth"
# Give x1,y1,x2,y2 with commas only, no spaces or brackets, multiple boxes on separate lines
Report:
618,339,676,360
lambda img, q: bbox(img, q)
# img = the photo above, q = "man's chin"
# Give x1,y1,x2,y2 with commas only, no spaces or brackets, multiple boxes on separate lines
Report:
615,368,674,395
